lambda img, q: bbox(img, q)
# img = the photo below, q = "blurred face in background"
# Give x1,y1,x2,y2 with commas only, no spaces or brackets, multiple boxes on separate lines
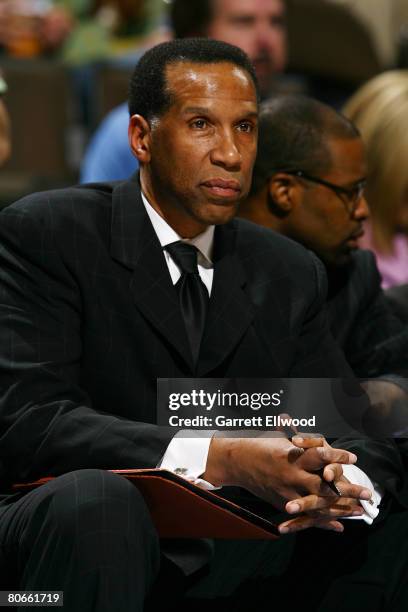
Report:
279,138,369,267
206,0,287,96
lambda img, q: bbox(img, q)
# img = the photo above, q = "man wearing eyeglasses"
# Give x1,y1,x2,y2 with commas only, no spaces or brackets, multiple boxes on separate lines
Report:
239,94,408,381
237,94,408,608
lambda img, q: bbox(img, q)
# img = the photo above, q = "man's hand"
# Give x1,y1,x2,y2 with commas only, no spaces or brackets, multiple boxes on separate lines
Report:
279,493,365,534
275,435,371,533
203,433,372,530
279,475,366,534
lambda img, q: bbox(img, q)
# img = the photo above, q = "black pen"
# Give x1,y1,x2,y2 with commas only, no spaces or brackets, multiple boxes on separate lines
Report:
315,467,342,496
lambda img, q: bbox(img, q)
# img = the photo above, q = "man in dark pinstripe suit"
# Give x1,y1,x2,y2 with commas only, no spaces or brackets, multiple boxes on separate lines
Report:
0,41,406,612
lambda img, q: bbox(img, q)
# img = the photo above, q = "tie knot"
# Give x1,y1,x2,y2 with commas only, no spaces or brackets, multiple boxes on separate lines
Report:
166,241,200,275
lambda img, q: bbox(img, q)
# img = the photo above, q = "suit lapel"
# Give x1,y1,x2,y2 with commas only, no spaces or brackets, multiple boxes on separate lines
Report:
197,222,255,376
110,177,193,371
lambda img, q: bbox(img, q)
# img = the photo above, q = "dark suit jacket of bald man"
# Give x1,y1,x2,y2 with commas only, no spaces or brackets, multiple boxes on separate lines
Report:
0,176,405,508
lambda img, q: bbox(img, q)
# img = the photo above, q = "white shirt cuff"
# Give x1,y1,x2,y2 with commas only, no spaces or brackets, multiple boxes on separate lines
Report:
158,430,219,491
342,464,383,525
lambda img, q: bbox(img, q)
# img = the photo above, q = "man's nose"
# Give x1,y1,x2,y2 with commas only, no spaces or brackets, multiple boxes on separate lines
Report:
210,132,242,169
255,20,275,50
353,194,370,220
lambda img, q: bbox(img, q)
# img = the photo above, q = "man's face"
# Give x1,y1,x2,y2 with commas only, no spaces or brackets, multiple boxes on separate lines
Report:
284,138,369,267
206,0,287,96
141,61,258,237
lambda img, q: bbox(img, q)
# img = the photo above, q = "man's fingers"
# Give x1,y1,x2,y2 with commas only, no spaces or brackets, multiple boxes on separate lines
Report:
291,435,324,449
297,446,357,471
279,515,344,534
285,495,365,516
312,505,365,518
285,482,372,515
316,446,357,465
294,447,327,470
320,466,371,501
334,481,372,501
285,495,333,514
322,463,343,482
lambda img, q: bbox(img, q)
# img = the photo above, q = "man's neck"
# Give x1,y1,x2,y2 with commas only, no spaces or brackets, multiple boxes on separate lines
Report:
238,193,281,232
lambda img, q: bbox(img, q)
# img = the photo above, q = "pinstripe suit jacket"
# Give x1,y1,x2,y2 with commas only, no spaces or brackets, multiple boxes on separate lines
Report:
0,176,404,505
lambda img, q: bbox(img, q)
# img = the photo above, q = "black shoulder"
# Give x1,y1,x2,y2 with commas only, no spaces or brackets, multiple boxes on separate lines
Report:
349,249,381,297
233,216,319,273
1,182,115,221
230,217,327,301
0,183,121,265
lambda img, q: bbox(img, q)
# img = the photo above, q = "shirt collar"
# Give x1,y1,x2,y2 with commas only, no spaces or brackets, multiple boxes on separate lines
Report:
141,191,214,266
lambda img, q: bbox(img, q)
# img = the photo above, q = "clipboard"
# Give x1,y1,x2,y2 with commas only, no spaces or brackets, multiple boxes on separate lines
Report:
13,468,280,539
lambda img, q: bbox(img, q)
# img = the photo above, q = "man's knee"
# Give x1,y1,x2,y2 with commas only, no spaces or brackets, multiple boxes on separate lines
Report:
0,469,160,599
21,469,158,552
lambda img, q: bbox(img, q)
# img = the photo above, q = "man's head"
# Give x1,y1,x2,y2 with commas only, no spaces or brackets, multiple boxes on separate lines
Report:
240,95,369,267
128,38,259,238
171,0,287,97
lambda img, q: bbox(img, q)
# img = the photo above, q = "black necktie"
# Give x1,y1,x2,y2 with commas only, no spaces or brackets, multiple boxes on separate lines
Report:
165,241,209,364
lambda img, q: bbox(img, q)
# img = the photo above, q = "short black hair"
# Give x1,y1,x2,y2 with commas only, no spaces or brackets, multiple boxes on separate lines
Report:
170,0,213,38
251,95,360,195
128,38,259,121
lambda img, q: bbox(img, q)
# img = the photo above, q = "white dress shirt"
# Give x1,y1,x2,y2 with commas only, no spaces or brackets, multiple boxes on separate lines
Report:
141,192,381,524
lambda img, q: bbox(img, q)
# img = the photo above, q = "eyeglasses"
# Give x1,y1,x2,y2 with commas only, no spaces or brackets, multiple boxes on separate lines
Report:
282,170,366,214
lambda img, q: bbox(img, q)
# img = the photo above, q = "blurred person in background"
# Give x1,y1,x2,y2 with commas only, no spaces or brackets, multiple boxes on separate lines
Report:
0,0,167,63
343,70,408,289
0,0,73,58
0,0,168,129
80,0,288,183
171,0,287,98
240,94,408,382
60,0,169,67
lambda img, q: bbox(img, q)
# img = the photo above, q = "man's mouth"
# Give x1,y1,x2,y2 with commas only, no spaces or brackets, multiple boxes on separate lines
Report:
350,227,365,240
252,55,273,76
201,179,241,199
346,228,365,247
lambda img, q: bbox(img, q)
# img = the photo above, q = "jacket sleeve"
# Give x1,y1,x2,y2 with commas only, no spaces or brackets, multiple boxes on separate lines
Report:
0,199,173,489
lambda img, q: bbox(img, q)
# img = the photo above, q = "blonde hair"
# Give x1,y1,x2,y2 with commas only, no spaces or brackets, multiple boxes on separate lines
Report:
343,70,408,253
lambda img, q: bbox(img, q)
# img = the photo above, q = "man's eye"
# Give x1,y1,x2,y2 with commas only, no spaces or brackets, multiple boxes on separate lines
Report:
230,16,254,27
237,122,253,132
270,16,285,29
191,119,207,129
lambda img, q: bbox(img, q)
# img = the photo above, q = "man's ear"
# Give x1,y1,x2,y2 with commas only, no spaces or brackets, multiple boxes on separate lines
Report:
268,173,299,214
128,114,152,163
